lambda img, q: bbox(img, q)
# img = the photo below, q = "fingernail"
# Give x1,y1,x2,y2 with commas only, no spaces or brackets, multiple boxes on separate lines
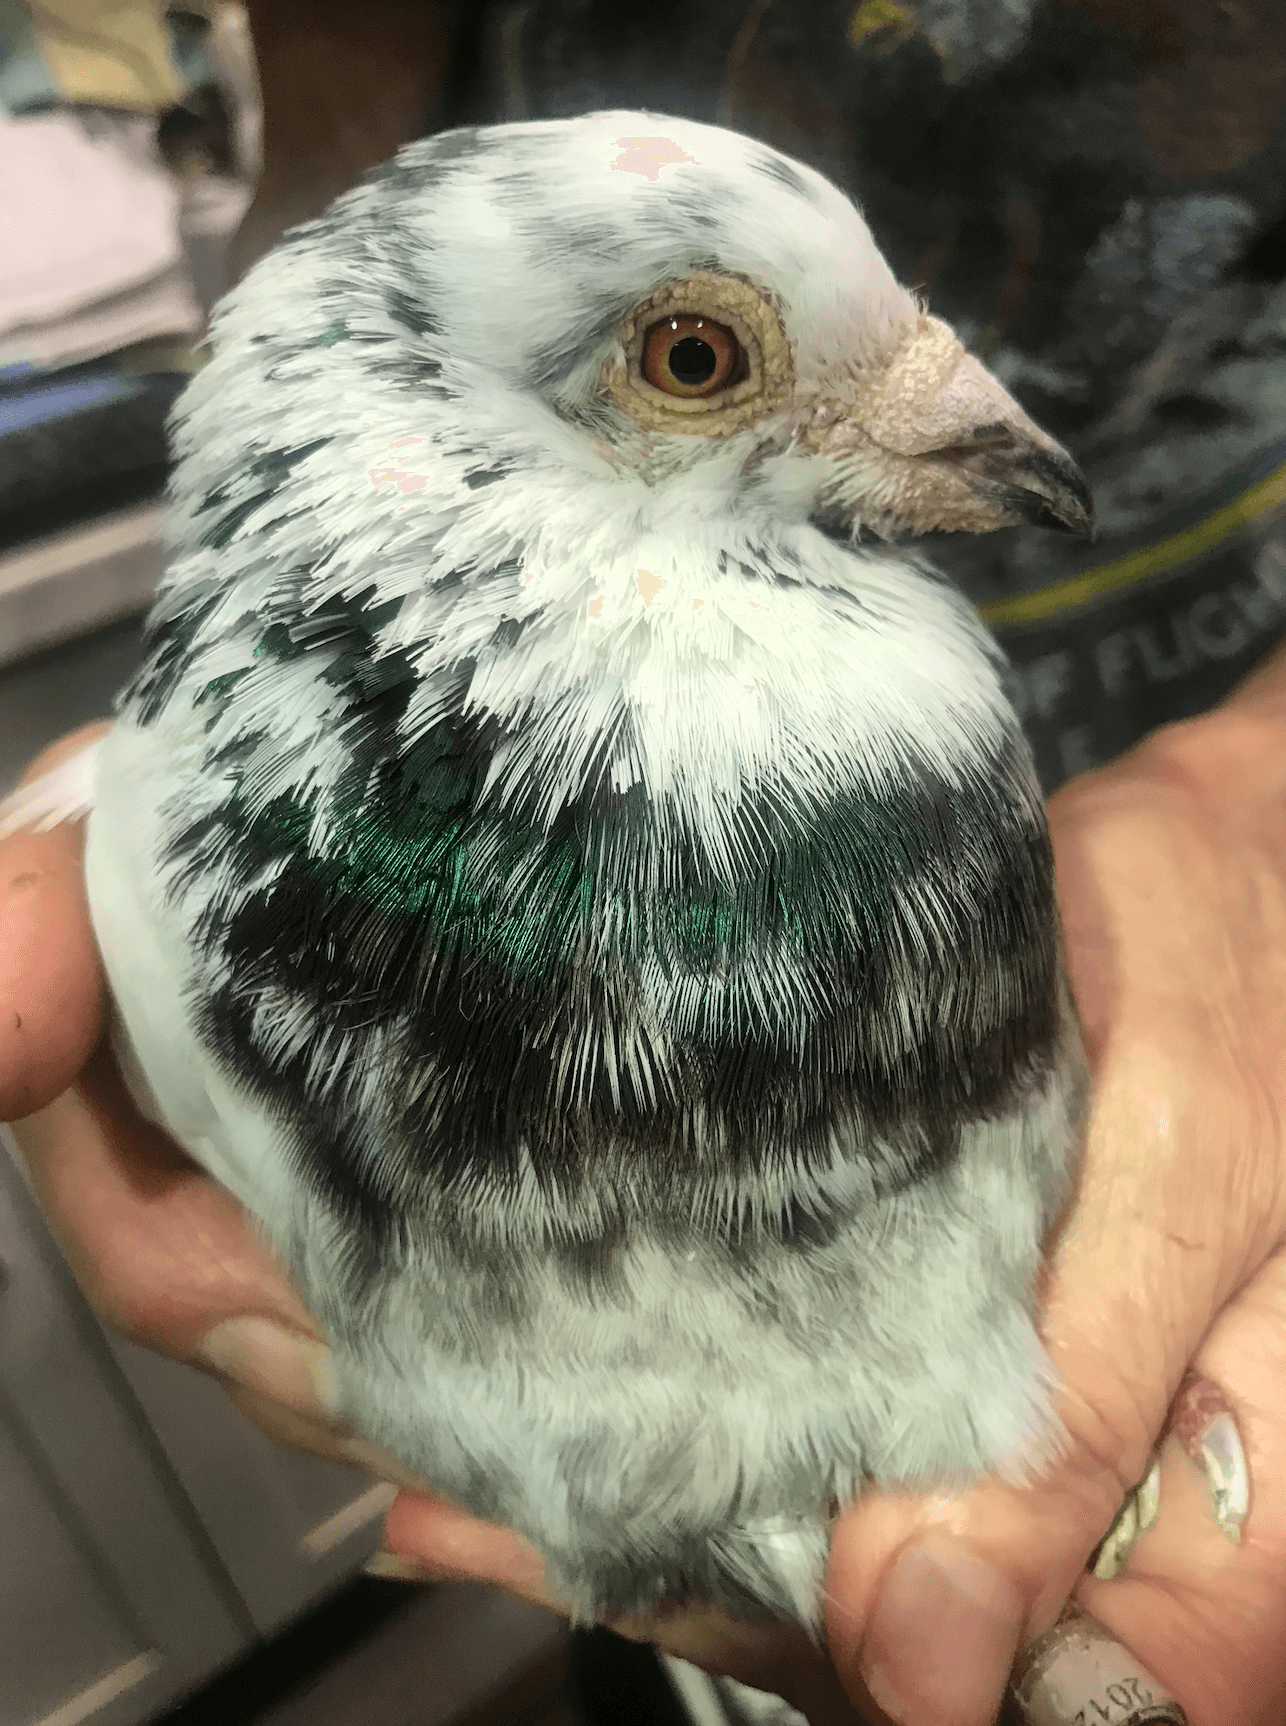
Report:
860,1536,1026,1726
1092,1492,1138,1580
362,1549,443,1584
200,1317,341,1422
1135,1457,1161,1535
1171,1374,1249,1543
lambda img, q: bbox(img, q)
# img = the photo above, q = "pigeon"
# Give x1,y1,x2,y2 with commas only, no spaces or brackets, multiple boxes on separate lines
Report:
9,112,1101,1625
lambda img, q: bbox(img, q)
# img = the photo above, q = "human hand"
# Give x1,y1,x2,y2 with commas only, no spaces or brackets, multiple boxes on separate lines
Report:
0,723,416,1478
819,667,1286,1724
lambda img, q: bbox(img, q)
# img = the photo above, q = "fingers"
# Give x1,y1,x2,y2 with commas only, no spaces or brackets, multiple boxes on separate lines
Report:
811,723,1286,1726
1076,1248,1286,1723
381,1492,552,1600
13,1042,319,1354
12,1042,469,1516
1166,1373,1249,1546
3,725,396,1473
824,1243,1202,1724
823,1043,1248,1724
378,1492,881,1723
0,722,112,1120
10,1043,443,1485
217,1376,434,1489
3,723,337,1410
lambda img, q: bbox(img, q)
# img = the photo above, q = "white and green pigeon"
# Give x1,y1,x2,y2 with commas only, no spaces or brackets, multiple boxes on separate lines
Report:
2,111,1246,1625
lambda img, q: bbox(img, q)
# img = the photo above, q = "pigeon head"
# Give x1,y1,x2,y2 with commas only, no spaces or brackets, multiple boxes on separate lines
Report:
159,111,1092,831
290,109,1092,542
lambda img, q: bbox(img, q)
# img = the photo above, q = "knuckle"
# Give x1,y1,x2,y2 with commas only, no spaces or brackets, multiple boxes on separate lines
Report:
1057,1378,1157,1521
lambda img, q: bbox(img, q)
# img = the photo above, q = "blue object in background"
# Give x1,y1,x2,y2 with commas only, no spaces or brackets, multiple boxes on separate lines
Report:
0,359,187,555
0,363,145,435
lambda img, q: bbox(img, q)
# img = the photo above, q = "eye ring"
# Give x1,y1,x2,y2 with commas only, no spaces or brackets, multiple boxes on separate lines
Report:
641,314,746,398
608,271,793,436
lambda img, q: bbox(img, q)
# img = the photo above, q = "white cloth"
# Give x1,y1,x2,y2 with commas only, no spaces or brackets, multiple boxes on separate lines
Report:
0,108,202,366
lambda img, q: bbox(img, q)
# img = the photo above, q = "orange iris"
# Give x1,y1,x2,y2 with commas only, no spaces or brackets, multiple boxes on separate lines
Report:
641,314,742,398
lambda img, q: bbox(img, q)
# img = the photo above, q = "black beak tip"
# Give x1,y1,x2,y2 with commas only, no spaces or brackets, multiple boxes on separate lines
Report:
1014,455,1096,540
1013,491,1095,539
1062,501,1098,542
1059,464,1097,541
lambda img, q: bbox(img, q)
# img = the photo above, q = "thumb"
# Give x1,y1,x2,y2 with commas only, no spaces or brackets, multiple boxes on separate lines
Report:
0,722,112,1120
823,1036,1243,1726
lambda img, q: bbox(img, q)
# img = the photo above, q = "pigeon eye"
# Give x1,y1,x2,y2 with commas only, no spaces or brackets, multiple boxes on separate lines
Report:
610,271,792,435
641,314,744,398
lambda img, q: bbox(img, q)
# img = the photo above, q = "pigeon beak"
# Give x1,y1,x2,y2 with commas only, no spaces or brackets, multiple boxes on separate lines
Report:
801,315,1095,540
918,421,1096,539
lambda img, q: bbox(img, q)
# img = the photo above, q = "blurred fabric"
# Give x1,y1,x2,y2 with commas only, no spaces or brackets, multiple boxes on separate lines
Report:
21,0,183,110
0,0,254,574
0,106,202,366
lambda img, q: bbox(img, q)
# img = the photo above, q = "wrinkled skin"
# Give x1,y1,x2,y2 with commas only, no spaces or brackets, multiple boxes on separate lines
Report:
5,642,1286,1725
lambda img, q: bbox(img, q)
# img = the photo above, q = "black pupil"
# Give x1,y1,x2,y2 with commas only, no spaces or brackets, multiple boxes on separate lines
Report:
668,335,718,386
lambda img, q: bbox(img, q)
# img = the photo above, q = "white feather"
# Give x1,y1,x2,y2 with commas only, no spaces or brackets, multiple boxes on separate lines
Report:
0,737,103,839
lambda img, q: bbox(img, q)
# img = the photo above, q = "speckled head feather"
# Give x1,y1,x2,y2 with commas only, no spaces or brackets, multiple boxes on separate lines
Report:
85,111,1091,1625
